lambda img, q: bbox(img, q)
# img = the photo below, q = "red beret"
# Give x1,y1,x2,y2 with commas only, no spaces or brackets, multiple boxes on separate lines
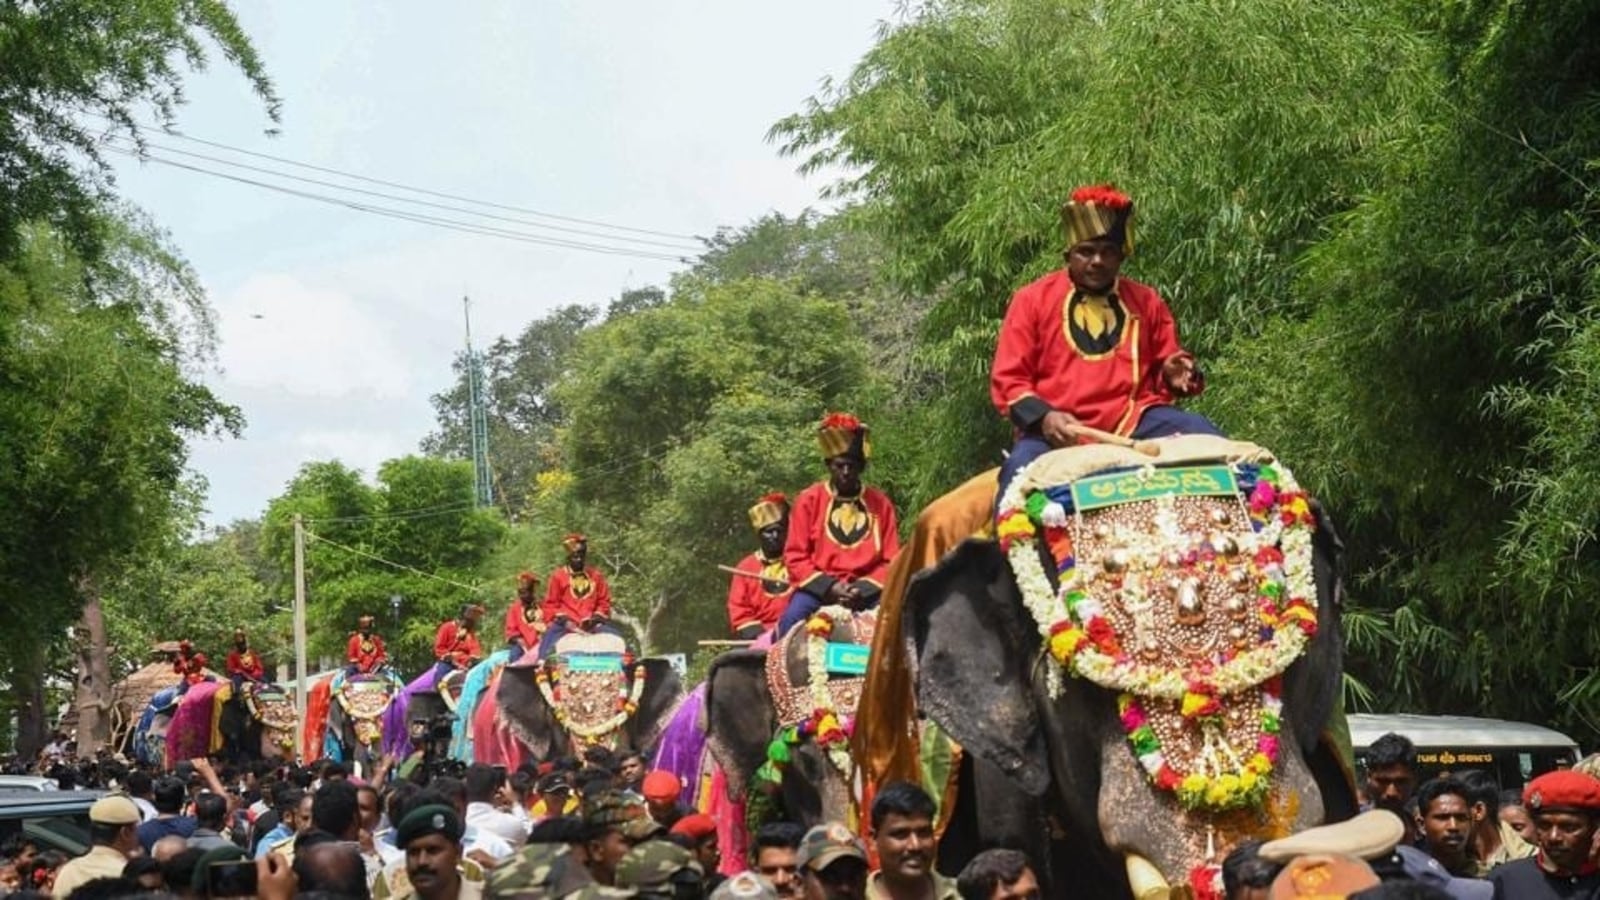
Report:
670,813,717,841
641,770,681,802
1525,770,1600,812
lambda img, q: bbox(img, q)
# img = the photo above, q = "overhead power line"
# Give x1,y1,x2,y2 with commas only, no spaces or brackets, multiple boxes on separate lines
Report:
86,112,702,242
101,134,701,252
101,145,692,262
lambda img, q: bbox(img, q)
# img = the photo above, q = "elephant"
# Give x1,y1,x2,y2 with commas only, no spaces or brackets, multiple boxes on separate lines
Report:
703,609,874,830
309,670,404,770
470,634,684,768
214,682,298,763
905,443,1356,899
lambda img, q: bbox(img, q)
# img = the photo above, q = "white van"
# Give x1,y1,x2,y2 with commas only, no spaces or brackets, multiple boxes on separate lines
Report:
1349,713,1580,790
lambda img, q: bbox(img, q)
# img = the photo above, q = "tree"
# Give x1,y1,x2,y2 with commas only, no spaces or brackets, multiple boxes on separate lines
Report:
0,220,240,754
540,277,875,650
0,0,279,260
260,457,507,675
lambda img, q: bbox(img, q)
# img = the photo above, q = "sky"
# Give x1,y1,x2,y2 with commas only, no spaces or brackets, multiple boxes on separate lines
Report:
104,1,898,525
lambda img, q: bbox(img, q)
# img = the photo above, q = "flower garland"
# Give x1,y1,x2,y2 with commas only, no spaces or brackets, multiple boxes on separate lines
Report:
998,458,1318,811
534,661,648,743
802,610,856,776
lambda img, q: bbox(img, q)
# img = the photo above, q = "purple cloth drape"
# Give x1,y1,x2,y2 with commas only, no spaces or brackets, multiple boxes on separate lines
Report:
651,682,709,808
382,669,436,757
165,681,223,764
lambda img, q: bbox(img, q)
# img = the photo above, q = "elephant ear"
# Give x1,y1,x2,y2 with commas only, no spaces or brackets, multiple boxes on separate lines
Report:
907,537,1051,796
630,658,684,754
1282,500,1346,757
495,665,555,762
704,649,775,799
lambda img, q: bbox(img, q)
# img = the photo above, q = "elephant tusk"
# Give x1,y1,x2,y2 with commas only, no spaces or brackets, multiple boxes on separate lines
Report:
1125,854,1173,900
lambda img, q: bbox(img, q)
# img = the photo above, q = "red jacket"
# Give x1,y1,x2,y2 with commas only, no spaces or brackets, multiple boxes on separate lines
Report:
505,598,543,648
991,271,1197,435
726,551,791,635
174,653,208,685
225,648,264,681
433,621,482,668
783,481,899,598
347,633,387,673
540,567,613,625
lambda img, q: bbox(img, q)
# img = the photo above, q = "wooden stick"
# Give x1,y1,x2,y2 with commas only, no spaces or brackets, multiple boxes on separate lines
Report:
1066,422,1162,457
697,640,754,648
716,563,796,588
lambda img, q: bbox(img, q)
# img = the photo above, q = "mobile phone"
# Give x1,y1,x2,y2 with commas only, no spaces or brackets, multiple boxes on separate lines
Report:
206,859,258,897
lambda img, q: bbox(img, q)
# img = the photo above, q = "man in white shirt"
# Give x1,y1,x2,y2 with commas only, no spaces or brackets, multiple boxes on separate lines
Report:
463,764,526,856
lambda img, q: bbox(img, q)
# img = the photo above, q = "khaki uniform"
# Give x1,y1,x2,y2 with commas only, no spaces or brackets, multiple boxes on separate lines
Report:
51,845,130,898
865,870,961,900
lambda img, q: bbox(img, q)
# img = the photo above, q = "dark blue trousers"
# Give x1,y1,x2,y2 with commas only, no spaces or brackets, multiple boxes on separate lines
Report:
536,619,625,658
996,406,1223,513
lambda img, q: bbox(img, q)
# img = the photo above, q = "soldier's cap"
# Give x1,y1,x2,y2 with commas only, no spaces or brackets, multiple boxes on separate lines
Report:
668,813,717,842
619,816,665,842
487,843,638,899
89,794,142,826
1268,854,1378,899
396,803,466,847
710,872,779,900
615,840,702,891
1524,769,1600,813
583,790,648,830
1258,810,1405,863
796,822,868,872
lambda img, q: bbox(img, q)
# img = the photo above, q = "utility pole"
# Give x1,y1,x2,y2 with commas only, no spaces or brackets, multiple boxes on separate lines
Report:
293,513,308,761
464,296,492,508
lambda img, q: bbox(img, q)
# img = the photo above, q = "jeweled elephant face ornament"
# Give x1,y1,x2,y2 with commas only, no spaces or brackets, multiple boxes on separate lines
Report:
996,453,1326,882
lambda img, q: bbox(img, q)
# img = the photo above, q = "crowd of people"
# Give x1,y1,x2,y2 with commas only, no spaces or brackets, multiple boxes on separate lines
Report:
0,743,1045,900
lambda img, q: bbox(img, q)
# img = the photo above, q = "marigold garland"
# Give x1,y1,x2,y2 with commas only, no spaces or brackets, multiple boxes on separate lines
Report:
997,457,1318,812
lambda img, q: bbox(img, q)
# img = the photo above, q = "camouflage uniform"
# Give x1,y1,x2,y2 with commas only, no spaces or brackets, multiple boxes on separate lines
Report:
615,841,704,899
488,843,637,899
584,791,663,841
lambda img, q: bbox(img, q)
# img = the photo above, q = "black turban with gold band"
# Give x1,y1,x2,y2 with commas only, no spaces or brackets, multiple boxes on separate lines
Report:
817,413,869,462
1061,184,1134,256
747,492,789,530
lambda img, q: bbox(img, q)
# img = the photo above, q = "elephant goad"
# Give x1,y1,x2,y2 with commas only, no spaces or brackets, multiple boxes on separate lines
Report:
705,608,875,829
909,437,1354,899
472,633,684,767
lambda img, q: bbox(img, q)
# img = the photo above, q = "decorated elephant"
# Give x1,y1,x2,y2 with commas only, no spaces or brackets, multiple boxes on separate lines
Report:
703,608,874,830
304,669,404,769
470,633,684,768
215,682,299,762
907,437,1354,899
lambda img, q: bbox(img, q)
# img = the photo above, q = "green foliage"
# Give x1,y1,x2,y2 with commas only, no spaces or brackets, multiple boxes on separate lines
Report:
0,221,239,658
0,0,279,259
260,457,507,675
536,277,874,651
775,0,1600,743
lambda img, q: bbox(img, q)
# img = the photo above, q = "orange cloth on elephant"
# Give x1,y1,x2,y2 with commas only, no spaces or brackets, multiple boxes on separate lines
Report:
540,565,613,624
433,620,482,668
852,468,1000,797
347,632,387,672
784,482,900,594
991,271,1193,435
225,648,264,681
505,598,543,648
726,551,791,635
